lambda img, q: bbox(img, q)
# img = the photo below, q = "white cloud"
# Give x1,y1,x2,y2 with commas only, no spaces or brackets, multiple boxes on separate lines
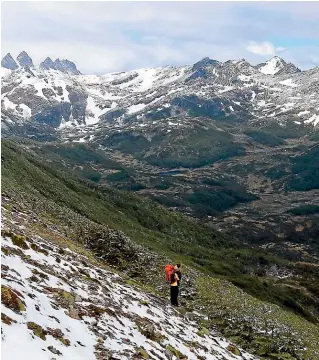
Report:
246,41,282,56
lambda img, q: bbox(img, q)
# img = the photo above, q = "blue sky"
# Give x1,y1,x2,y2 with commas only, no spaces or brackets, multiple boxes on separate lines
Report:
2,1,319,74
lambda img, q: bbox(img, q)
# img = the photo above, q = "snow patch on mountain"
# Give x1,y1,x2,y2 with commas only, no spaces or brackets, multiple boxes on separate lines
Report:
0,67,12,77
238,75,251,82
127,103,147,114
218,86,234,93
259,57,285,75
135,68,159,92
279,78,298,87
19,104,32,118
59,116,77,129
305,114,319,126
2,97,17,111
297,110,310,116
1,227,256,360
85,96,109,125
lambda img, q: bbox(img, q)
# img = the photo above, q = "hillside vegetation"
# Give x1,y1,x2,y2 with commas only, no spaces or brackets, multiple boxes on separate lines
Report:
1,139,319,359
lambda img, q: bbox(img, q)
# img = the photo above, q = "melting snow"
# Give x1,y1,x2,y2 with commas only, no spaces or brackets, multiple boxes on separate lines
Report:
127,103,147,114
283,102,295,108
305,114,319,126
2,97,17,111
72,137,87,143
146,91,158,98
280,79,298,87
19,104,32,118
218,86,234,93
85,96,108,125
257,100,266,107
168,87,183,95
135,68,160,92
297,110,310,117
59,116,76,129
1,231,256,360
0,67,12,77
259,57,284,75
238,74,250,81
251,91,256,102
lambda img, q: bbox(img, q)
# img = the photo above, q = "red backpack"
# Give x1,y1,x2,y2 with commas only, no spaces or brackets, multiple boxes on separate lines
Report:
164,264,175,282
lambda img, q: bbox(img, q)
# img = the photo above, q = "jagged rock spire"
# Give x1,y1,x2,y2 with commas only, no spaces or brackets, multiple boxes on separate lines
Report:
54,58,81,75
40,56,81,75
17,51,34,67
1,53,19,70
39,57,55,70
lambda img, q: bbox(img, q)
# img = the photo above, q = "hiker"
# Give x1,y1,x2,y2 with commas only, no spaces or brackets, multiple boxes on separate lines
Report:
170,264,181,307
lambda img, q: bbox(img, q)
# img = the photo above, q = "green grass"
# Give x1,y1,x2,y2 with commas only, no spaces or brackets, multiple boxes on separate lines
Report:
100,119,245,169
309,131,319,142
195,276,319,359
244,129,285,147
286,146,319,191
259,120,310,139
36,143,123,169
185,187,258,215
287,205,319,216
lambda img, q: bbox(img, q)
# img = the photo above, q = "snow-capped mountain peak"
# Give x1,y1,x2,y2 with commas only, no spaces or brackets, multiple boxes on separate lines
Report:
258,56,286,75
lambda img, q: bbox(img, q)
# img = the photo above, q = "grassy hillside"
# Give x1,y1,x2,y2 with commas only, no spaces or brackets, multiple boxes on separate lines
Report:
99,119,245,169
2,138,319,359
286,145,319,191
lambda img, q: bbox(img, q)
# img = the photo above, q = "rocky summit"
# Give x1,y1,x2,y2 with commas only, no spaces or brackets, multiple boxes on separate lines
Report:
16,51,34,68
1,53,19,70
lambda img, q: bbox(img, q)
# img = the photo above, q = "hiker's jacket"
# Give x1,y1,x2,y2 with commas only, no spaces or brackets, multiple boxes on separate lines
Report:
170,272,180,286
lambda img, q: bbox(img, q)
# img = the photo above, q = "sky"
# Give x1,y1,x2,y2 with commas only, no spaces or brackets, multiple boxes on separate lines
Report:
2,1,319,74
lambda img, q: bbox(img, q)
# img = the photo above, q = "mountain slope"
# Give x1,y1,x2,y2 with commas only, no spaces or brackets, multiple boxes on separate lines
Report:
1,231,255,360
2,139,319,360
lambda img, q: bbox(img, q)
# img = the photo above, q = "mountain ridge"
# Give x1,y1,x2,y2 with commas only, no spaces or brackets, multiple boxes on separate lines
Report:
1,51,80,75
0,52,306,75
1,52,319,135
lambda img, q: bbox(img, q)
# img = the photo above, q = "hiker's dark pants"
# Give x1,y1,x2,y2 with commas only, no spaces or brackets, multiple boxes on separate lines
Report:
170,286,179,306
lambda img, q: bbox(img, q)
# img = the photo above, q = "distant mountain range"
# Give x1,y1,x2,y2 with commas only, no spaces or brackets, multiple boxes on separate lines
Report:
1,50,318,137
1,51,80,74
